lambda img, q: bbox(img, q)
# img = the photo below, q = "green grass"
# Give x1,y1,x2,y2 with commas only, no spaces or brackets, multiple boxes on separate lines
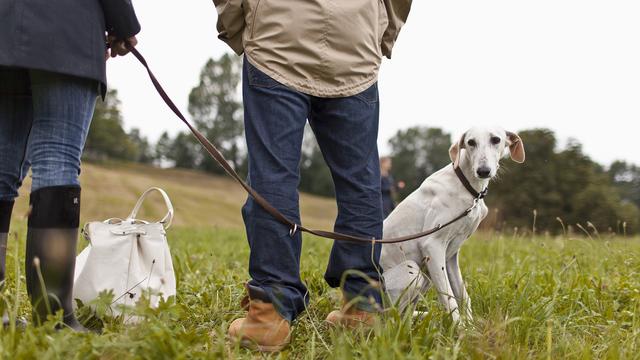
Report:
2,163,639,358
1,223,639,359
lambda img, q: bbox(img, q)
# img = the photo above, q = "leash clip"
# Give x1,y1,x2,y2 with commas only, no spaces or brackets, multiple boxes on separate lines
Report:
469,197,481,213
477,188,488,200
468,188,488,213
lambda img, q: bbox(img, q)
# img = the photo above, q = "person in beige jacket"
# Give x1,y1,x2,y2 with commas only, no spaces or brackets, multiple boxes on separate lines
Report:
213,0,412,352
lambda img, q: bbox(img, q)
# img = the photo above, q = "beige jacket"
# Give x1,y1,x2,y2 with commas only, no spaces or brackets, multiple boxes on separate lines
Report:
213,0,412,97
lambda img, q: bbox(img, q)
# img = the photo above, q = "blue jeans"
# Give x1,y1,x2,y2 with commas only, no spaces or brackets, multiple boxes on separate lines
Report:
242,59,383,322
0,67,97,201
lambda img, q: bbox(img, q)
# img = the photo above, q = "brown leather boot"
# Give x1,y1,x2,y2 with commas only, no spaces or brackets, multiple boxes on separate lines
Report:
228,284,291,352
326,298,378,329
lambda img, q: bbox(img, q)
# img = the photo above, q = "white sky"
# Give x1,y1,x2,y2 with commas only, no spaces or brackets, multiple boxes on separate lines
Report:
107,0,640,165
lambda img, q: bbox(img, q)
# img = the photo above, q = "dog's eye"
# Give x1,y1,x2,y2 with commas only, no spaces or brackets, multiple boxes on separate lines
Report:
490,136,501,145
467,139,477,147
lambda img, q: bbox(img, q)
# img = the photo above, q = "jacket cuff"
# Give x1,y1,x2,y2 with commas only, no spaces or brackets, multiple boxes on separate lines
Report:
101,0,142,39
214,0,245,55
218,33,244,56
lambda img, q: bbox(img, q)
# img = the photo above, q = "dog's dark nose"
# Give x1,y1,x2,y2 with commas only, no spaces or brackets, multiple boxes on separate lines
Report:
476,167,491,178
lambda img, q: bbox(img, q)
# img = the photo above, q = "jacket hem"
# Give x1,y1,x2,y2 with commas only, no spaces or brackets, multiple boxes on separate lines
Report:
0,60,105,98
245,54,379,98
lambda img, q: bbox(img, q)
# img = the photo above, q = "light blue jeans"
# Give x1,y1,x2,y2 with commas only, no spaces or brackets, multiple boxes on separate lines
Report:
0,67,98,201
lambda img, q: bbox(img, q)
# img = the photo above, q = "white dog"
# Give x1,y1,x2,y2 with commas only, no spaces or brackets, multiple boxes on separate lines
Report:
380,126,525,323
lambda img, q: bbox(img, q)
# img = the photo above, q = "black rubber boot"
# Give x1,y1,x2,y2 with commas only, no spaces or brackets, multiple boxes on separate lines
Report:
1,200,14,326
25,186,87,332
0,201,13,284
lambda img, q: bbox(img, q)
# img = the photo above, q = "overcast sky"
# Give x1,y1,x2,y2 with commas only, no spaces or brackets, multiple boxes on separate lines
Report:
106,0,640,165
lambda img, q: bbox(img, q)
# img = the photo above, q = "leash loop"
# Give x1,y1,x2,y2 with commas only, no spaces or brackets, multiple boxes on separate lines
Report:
289,224,298,238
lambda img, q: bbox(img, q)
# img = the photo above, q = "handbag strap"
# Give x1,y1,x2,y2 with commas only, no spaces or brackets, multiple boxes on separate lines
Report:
127,187,174,229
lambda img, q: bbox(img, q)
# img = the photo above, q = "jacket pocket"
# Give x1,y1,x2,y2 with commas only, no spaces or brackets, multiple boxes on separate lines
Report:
354,82,379,105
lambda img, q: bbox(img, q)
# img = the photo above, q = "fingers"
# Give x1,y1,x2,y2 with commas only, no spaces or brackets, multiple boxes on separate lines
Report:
127,36,138,48
105,36,138,59
111,40,129,57
105,35,115,60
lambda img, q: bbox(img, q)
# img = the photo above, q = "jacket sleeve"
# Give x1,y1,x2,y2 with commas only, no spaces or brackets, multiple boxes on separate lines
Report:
99,0,141,39
381,0,412,59
212,0,245,55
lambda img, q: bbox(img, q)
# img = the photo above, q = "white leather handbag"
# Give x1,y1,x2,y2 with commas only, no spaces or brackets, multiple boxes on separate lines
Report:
73,187,177,320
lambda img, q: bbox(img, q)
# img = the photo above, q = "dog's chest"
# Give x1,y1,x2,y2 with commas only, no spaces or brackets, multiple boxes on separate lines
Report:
445,202,487,257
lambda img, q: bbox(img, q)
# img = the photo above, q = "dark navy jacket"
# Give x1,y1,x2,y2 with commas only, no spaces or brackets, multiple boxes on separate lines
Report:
0,0,141,92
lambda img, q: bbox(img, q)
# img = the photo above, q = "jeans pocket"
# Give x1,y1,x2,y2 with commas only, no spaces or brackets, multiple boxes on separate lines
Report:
354,82,379,105
246,59,280,89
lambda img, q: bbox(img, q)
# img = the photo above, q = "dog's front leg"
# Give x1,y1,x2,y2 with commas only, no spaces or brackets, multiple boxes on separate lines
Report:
422,245,460,323
446,252,472,321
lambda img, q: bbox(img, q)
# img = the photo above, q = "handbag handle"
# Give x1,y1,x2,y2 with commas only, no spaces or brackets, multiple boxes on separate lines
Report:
127,187,174,230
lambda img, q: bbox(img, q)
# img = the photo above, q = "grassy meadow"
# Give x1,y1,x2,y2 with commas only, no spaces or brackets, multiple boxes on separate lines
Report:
1,163,639,359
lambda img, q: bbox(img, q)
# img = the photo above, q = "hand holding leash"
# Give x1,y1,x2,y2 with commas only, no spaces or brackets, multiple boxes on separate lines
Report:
106,35,138,60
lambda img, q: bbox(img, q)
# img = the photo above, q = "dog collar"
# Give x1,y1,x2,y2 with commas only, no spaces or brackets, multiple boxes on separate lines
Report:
453,164,489,200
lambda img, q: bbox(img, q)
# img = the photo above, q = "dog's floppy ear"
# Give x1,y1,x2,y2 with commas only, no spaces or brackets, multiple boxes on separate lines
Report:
449,132,466,168
506,131,525,163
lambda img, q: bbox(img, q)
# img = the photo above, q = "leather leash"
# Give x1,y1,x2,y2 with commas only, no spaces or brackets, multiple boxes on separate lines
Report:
126,44,486,244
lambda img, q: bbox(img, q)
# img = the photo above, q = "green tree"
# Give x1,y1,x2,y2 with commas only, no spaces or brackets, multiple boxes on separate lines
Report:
188,54,244,174
84,89,153,164
169,132,200,169
155,131,172,165
84,89,138,161
388,127,452,199
300,125,334,197
127,128,154,164
609,161,640,209
488,129,639,235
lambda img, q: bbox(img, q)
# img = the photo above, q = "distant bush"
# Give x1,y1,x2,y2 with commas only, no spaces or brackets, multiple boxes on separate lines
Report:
84,89,153,164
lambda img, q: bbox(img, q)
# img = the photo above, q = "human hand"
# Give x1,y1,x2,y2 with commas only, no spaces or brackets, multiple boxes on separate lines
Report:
106,35,138,60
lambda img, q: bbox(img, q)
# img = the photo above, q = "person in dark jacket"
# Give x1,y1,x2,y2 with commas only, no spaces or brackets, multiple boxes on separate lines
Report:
380,157,397,218
0,0,141,331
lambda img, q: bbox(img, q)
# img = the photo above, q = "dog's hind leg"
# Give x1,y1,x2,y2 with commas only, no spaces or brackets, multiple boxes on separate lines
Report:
383,260,428,312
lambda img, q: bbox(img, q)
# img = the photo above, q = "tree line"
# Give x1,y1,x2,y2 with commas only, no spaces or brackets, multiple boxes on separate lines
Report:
85,54,639,235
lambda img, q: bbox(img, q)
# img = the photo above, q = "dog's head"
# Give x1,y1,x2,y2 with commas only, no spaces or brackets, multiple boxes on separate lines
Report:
449,127,525,180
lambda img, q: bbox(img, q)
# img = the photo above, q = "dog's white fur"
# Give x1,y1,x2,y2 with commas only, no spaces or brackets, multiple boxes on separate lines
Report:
380,126,525,323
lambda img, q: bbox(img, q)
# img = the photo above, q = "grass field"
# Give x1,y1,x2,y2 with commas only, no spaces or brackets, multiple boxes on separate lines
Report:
1,163,639,359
